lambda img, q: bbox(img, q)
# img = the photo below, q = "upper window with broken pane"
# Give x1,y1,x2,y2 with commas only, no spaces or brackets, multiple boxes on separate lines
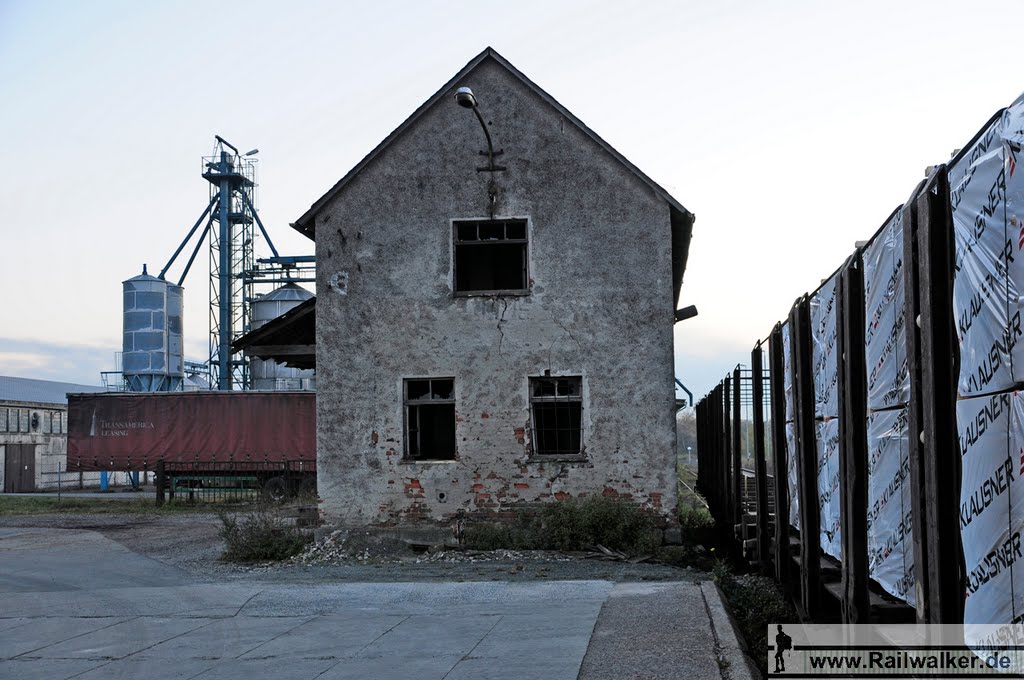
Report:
452,219,529,295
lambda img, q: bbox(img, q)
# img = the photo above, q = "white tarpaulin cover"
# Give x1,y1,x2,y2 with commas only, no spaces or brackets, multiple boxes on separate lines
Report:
783,320,794,424
863,210,910,411
817,418,842,560
781,321,800,530
958,390,1024,626
787,422,800,530
812,277,839,419
866,407,916,605
951,95,1024,397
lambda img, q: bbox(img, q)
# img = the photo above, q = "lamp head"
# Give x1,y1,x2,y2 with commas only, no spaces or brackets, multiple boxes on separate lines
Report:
454,87,478,109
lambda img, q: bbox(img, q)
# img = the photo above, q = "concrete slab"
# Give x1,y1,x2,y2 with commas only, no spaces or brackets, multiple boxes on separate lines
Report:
73,657,216,679
357,613,500,658
0,616,35,633
578,581,726,680
193,657,339,680
0,524,733,679
317,653,463,680
0,617,131,658
0,658,108,680
0,583,259,618
0,528,188,594
237,580,614,617
133,616,313,660
238,612,409,660
32,616,216,659
444,655,586,680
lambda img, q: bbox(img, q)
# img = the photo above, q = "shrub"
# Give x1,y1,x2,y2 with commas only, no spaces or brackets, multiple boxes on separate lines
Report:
464,523,516,551
465,496,662,556
678,504,715,545
218,507,312,562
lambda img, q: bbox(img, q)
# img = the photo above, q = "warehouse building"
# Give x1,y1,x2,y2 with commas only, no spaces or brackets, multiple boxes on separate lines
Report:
1,376,106,492
278,48,694,526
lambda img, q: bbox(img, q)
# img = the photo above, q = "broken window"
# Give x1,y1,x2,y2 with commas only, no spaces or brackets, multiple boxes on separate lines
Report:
529,376,583,456
453,219,529,295
404,378,457,461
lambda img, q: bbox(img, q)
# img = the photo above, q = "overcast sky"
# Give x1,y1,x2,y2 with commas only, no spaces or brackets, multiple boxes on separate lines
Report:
1,0,1021,400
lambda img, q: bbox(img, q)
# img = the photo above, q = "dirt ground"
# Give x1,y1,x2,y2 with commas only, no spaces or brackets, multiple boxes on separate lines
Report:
0,510,707,584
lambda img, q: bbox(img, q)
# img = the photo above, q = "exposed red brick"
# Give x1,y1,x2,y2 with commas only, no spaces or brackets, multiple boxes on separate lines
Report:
481,412,490,419
371,431,379,445
554,491,571,501
514,483,529,490
602,486,620,498
471,483,485,491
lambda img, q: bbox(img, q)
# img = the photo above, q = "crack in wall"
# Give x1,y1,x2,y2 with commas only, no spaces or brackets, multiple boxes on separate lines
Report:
495,298,510,356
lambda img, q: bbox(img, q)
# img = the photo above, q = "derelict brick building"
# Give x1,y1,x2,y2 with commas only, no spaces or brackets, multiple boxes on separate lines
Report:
290,48,694,525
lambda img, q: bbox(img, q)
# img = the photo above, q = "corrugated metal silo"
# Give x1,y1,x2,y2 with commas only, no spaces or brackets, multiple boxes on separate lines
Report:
122,267,184,392
250,283,315,390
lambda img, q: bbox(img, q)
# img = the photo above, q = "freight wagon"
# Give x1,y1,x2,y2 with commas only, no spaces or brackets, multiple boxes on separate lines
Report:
67,391,315,502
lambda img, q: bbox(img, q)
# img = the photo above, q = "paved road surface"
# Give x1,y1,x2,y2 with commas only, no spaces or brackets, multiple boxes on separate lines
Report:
0,527,755,679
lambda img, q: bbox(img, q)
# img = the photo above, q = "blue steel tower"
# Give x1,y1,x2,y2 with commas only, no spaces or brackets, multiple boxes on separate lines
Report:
202,137,257,390
145,135,314,392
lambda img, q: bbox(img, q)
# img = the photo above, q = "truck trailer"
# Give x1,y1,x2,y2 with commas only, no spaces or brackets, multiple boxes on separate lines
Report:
67,391,315,502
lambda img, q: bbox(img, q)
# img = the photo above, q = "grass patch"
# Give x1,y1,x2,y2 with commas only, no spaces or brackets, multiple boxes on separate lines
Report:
218,507,313,562
0,496,210,516
712,556,796,677
465,496,663,556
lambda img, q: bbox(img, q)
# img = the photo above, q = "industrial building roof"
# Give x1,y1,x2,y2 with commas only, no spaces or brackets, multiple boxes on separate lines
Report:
231,297,316,370
0,376,106,406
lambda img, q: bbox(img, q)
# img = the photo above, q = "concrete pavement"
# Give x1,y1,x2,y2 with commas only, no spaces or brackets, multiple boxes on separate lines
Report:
0,527,755,679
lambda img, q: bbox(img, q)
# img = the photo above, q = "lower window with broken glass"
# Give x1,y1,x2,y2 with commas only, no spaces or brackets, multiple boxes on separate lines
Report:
529,376,583,457
404,378,457,461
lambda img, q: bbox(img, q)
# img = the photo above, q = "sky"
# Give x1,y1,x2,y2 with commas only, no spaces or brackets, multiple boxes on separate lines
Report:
1,0,1022,400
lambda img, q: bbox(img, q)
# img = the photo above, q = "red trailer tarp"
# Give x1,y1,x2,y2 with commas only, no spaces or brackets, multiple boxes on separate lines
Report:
67,391,315,470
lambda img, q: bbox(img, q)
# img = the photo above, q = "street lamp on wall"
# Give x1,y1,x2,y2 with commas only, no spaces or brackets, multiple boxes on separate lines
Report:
454,87,505,173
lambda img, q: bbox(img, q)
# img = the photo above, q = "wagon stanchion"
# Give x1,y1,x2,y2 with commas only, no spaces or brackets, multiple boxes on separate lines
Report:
731,368,742,550
906,168,963,624
768,324,792,593
791,296,823,619
837,253,870,623
752,343,771,572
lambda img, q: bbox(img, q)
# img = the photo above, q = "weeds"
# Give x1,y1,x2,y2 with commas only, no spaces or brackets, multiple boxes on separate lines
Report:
465,496,663,556
218,506,312,562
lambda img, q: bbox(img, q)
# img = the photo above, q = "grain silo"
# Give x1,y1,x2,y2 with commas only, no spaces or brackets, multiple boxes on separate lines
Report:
122,266,184,391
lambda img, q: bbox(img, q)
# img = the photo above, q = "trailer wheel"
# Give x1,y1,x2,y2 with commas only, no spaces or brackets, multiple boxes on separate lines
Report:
262,476,289,503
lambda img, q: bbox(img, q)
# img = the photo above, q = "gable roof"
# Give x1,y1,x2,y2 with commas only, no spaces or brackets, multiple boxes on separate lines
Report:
0,376,106,406
291,47,695,304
